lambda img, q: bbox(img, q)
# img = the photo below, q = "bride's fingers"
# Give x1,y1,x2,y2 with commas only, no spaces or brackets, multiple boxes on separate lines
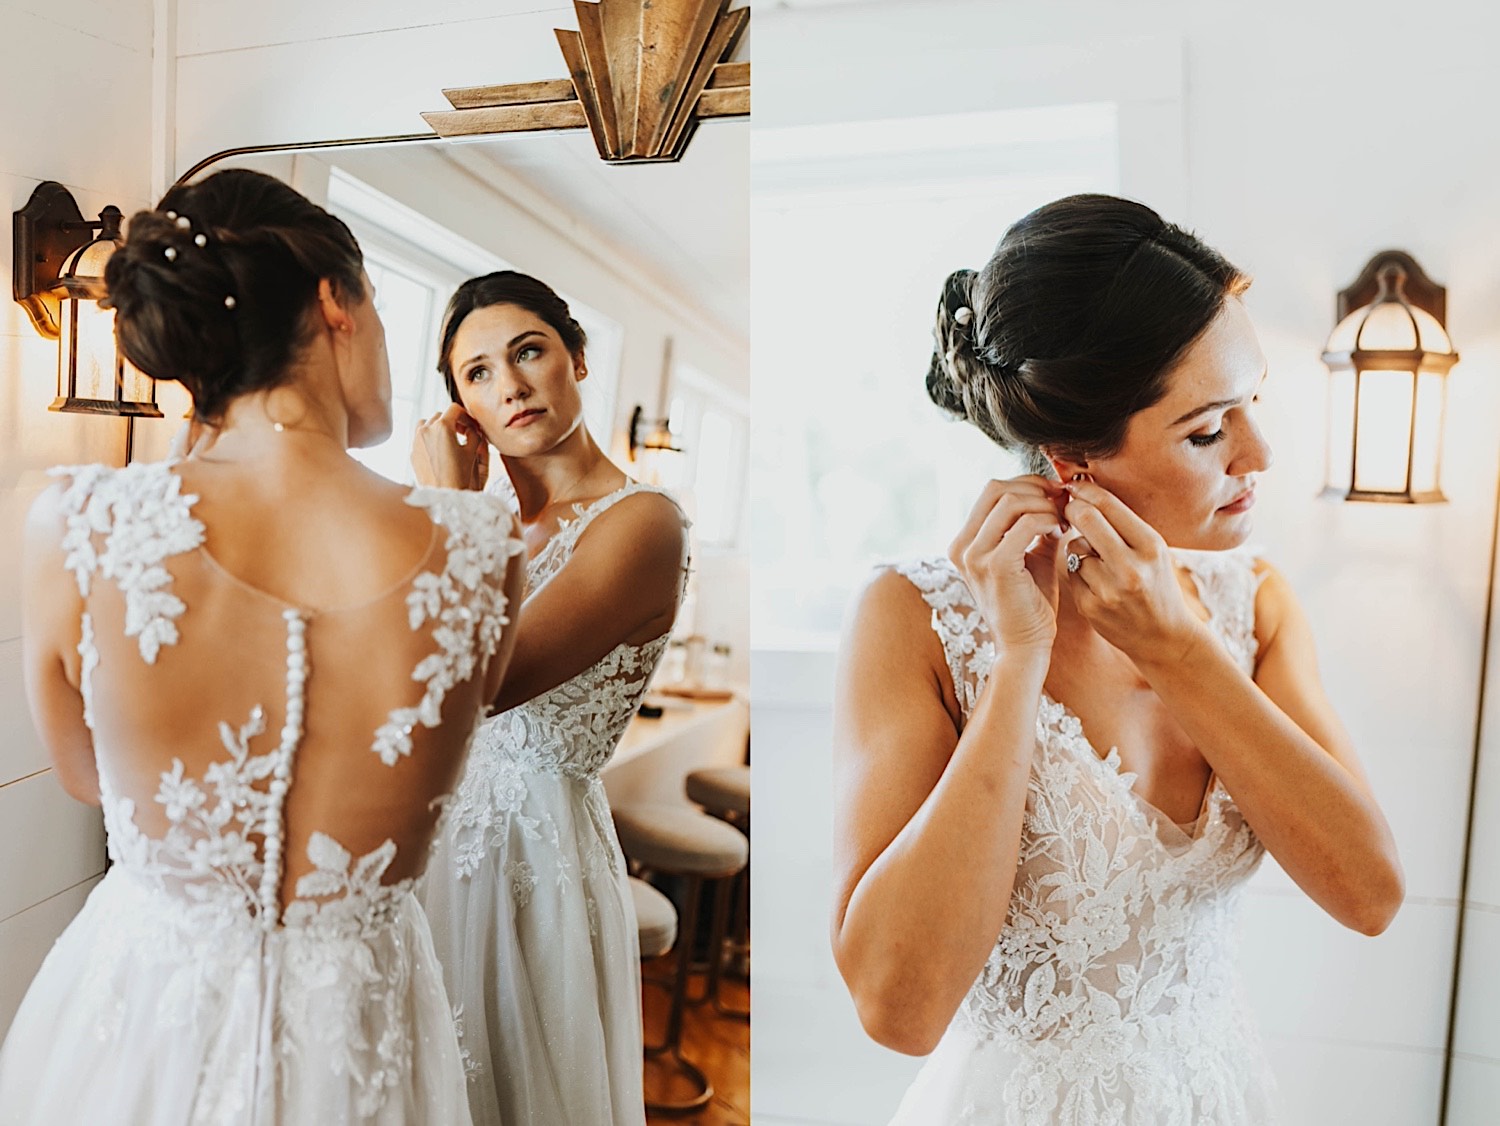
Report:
1064,478,1155,552
968,495,1061,559
996,511,1069,563
1062,494,1131,568
950,478,1062,557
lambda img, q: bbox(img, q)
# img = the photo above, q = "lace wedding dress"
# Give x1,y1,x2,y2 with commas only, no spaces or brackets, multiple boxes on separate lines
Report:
887,551,1277,1126
0,461,522,1126
420,480,687,1126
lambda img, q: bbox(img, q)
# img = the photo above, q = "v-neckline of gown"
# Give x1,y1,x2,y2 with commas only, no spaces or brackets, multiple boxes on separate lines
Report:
1040,554,1233,845
1038,689,1219,847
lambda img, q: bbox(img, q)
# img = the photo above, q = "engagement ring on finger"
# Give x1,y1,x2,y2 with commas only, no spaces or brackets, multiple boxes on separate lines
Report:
1066,551,1084,573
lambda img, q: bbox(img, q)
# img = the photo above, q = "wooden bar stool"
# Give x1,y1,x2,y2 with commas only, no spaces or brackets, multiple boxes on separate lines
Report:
615,803,748,1116
685,766,750,1019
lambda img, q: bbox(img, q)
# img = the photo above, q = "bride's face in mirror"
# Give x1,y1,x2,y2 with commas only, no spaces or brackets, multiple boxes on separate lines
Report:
447,302,589,458
1060,297,1273,552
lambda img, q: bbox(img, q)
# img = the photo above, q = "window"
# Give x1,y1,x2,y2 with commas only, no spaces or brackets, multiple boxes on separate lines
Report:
667,363,749,550
751,103,1120,647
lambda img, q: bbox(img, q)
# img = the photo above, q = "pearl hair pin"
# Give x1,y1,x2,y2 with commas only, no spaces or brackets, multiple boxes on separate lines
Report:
954,306,974,325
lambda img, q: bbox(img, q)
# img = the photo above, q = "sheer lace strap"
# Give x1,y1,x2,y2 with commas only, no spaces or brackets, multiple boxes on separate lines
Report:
48,461,203,665
369,488,525,766
564,480,690,544
529,479,691,592
889,557,991,719
1175,548,1264,673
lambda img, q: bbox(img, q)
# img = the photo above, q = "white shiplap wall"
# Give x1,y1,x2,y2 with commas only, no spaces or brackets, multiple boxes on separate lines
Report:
0,0,156,1036
750,3,1500,1125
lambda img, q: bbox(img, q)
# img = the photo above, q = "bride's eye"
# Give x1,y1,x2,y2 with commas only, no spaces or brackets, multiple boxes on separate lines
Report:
517,345,542,363
465,366,488,384
1188,429,1226,447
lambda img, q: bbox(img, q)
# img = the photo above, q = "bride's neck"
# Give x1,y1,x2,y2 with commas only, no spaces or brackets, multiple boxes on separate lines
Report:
502,427,618,522
197,385,350,465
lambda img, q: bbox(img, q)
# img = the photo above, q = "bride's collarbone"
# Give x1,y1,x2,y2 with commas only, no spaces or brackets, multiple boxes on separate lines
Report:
1043,660,1213,822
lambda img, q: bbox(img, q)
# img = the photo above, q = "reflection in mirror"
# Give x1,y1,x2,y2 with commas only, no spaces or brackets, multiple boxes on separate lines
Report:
28,122,748,1123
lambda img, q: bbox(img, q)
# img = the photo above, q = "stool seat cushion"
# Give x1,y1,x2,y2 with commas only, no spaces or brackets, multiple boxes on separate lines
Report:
629,876,678,959
614,803,749,876
685,766,751,817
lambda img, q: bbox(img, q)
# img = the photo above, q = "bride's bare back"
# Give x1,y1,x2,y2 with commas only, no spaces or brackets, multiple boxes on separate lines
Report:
33,447,525,915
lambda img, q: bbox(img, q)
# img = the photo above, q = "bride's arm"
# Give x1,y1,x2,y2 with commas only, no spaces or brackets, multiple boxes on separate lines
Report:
833,478,1067,1056
490,492,687,713
1064,478,1403,935
21,484,100,806
832,573,1048,1056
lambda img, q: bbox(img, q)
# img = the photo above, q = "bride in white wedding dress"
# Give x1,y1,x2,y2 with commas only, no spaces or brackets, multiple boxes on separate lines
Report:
410,271,689,1126
0,169,525,1125
832,195,1404,1125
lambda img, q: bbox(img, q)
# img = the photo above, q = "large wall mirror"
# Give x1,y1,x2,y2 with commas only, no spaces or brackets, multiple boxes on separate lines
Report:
146,119,755,746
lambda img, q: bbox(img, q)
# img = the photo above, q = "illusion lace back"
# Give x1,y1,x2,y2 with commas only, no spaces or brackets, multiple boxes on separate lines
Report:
0,460,522,1126
421,480,688,1126
887,551,1277,1126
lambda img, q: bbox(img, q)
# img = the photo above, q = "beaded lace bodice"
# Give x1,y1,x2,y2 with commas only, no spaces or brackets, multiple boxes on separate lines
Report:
53,461,522,937
893,551,1270,1124
444,481,687,880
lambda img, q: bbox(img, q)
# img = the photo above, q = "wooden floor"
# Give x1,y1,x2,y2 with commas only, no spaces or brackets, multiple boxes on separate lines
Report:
642,956,750,1126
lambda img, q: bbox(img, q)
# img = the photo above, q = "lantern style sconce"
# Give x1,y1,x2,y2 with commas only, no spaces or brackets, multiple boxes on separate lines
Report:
628,403,683,487
627,336,686,486
13,181,162,417
1321,250,1456,503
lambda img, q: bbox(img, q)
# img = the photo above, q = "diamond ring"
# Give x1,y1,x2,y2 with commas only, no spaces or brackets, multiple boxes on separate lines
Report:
1066,551,1084,574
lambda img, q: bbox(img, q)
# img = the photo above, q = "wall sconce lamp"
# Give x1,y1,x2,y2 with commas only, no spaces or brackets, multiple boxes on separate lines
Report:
628,404,684,488
13,181,161,418
627,336,685,486
1321,250,1456,503
628,404,682,460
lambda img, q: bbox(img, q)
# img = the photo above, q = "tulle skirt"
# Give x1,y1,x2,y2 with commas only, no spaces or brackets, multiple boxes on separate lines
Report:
890,1017,1277,1126
421,768,644,1126
0,866,473,1126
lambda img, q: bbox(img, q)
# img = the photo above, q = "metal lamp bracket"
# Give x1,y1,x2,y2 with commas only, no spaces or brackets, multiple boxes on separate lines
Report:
13,180,96,340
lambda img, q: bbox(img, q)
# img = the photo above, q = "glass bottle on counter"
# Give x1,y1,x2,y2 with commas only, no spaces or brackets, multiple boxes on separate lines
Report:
661,638,688,685
705,642,732,691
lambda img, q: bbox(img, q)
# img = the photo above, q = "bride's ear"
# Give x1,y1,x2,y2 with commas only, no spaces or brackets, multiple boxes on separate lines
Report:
1042,446,1089,482
573,351,589,382
315,278,355,335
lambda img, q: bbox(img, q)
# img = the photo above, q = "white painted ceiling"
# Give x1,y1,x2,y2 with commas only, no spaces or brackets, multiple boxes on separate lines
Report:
442,121,749,344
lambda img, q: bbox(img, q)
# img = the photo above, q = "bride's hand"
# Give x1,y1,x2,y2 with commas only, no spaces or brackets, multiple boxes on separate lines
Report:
1061,478,1208,664
412,405,490,491
948,476,1069,655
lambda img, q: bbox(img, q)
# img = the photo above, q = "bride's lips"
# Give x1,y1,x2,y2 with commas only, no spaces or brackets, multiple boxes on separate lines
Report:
506,408,546,429
1218,487,1256,514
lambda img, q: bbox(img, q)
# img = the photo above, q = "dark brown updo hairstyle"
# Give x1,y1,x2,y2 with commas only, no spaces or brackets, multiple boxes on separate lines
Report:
436,270,588,404
928,194,1250,475
104,168,365,424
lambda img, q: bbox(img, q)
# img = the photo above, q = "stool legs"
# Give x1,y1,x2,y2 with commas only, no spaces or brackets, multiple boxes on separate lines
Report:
643,872,714,1116
691,869,749,1021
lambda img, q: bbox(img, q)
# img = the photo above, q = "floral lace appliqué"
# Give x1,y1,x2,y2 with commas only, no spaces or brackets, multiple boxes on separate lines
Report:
890,552,1274,1126
443,483,685,921
51,464,522,1121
